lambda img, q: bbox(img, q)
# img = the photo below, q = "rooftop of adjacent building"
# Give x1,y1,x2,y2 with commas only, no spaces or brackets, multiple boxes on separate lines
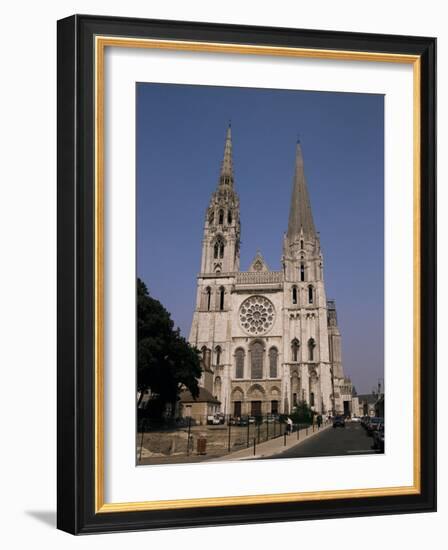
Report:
180,387,220,404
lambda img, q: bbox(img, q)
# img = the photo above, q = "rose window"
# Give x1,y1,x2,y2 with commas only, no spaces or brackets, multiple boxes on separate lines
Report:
239,296,275,335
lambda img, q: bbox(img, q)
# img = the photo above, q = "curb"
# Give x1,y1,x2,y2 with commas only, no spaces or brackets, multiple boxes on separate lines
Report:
208,423,331,461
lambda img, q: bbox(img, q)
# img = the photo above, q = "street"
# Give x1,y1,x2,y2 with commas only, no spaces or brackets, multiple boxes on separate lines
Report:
268,421,380,459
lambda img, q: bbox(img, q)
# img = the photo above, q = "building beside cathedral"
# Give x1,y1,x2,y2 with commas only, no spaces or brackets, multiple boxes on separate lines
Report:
187,125,354,420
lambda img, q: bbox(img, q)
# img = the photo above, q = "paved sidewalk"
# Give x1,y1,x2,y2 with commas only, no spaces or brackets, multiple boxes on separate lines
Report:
208,423,331,461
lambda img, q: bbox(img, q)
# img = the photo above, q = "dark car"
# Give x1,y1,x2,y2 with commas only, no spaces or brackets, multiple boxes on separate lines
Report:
361,416,370,428
332,415,345,428
372,423,385,452
366,417,383,436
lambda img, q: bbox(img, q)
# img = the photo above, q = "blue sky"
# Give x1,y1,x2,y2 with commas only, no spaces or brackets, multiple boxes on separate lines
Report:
136,83,384,394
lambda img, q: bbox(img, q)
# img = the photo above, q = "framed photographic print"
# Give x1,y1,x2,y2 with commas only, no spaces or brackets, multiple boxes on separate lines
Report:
57,15,436,534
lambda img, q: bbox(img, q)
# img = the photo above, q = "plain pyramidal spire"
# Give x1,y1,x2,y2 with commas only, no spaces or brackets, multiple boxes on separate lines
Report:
219,123,234,187
287,140,316,241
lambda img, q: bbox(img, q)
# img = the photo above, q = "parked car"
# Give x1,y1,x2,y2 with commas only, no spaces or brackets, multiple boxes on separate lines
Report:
351,416,361,422
366,417,384,436
332,415,345,428
361,415,372,428
207,415,220,425
372,423,385,452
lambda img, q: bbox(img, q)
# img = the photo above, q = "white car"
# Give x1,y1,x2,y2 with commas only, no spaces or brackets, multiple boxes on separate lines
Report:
207,415,222,425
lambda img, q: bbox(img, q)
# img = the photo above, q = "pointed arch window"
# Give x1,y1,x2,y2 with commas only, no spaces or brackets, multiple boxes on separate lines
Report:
208,210,214,225
201,346,210,368
213,376,222,401
310,391,315,407
227,210,232,224
300,263,305,282
219,286,225,311
291,338,300,362
214,237,225,260
308,338,316,361
292,286,298,305
269,347,278,378
218,209,224,225
251,341,264,379
215,345,222,366
235,348,245,379
308,285,314,304
206,287,212,311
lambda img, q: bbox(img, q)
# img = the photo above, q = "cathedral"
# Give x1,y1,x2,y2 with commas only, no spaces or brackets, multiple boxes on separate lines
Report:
188,125,352,419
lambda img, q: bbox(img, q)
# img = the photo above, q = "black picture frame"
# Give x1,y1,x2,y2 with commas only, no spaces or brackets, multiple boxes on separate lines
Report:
57,14,436,534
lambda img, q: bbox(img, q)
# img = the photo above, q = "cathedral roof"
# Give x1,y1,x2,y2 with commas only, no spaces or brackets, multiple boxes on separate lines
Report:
287,141,316,242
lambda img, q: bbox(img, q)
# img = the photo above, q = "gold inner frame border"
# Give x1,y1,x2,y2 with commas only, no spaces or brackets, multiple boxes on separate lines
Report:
94,36,421,513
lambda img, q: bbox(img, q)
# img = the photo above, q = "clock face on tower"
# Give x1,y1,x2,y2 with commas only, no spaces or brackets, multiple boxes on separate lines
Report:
239,295,275,335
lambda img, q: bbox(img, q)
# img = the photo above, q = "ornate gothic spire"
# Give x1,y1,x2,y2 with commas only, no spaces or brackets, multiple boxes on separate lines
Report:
219,124,234,187
287,141,316,241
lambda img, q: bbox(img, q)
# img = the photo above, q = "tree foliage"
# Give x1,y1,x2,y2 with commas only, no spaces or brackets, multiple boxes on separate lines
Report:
289,400,315,425
137,278,202,417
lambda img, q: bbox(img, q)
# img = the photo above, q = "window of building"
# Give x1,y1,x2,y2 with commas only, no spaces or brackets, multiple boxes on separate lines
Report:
310,392,315,407
218,209,224,225
308,338,316,361
300,263,305,281
308,285,314,304
293,393,298,406
235,348,245,378
271,400,279,414
269,347,278,378
227,210,232,224
292,286,298,305
215,346,222,366
208,211,214,225
206,287,211,311
201,346,209,367
291,339,300,362
214,376,222,401
219,287,225,311
251,341,264,379
214,238,225,260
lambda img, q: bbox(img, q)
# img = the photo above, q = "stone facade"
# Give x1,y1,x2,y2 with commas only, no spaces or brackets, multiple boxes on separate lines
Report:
189,126,352,417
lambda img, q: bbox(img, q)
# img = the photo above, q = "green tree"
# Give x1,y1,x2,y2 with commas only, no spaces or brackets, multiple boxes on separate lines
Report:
289,400,315,425
137,278,202,418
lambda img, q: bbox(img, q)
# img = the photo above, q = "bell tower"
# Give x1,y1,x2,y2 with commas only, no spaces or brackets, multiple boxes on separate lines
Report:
283,140,323,285
189,125,241,414
282,140,332,414
200,124,241,275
